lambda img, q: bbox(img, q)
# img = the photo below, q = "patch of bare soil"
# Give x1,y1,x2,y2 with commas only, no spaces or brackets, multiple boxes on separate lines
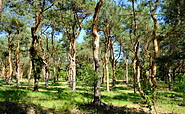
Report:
0,101,47,114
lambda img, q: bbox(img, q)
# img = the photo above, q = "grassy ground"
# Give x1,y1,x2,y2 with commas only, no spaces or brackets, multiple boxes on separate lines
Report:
0,79,185,114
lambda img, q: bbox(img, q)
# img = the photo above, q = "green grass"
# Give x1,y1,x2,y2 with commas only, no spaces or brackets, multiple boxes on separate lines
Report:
0,79,185,113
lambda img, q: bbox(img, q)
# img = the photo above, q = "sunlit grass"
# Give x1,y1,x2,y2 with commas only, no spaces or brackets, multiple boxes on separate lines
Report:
0,79,185,113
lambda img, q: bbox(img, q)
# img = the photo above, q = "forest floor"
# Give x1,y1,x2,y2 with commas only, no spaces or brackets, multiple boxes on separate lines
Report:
0,79,185,114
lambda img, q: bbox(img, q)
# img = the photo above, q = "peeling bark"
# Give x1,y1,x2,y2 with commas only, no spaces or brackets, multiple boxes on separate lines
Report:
92,0,104,104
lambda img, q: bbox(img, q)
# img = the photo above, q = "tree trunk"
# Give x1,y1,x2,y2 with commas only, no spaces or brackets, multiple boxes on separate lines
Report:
101,60,105,84
28,60,32,83
132,58,137,94
125,56,129,85
7,36,13,84
104,24,111,92
15,31,21,87
150,0,159,97
92,0,104,105
0,0,2,21
168,66,172,91
105,52,109,92
1,60,7,80
110,41,116,87
39,34,50,88
68,38,76,92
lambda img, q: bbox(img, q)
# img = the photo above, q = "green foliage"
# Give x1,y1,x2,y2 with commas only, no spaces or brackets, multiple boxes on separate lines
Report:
174,73,185,93
77,64,96,87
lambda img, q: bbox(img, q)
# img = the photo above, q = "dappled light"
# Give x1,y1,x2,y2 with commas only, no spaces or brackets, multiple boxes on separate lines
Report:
0,0,185,113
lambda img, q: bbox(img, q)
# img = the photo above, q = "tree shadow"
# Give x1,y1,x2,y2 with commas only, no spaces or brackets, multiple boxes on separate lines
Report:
0,101,48,114
110,86,133,92
78,102,148,114
0,89,28,102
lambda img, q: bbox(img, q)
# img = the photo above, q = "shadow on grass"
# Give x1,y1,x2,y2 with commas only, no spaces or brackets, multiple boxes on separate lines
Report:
0,89,28,102
0,101,50,114
111,86,132,91
78,102,148,114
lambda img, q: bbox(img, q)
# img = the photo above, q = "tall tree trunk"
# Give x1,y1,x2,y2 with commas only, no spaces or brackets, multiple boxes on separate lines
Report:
39,34,50,88
101,60,105,84
131,0,145,99
0,0,2,21
125,56,129,85
168,66,172,91
109,41,116,87
7,35,13,84
28,60,32,83
105,51,109,92
104,24,111,92
1,60,7,80
15,30,21,87
68,38,76,92
65,12,82,91
92,0,104,104
150,0,159,97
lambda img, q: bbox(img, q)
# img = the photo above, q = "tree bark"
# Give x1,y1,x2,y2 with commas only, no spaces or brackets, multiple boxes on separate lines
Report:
28,60,32,83
105,49,109,92
104,24,111,92
109,41,116,87
0,0,2,21
125,56,129,85
150,0,159,97
6,35,13,84
15,30,21,87
92,0,104,104
68,38,77,92
131,0,145,99
1,60,7,80
168,66,172,91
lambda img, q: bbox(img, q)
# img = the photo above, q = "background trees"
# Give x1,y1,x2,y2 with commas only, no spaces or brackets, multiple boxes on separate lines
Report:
0,0,185,112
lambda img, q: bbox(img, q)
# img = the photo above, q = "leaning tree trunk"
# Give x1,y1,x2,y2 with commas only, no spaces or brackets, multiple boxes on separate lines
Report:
92,0,104,105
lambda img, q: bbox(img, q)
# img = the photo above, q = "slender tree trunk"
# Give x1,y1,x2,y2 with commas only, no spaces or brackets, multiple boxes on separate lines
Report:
28,60,32,83
68,38,76,91
150,0,159,97
15,30,21,87
101,60,105,84
39,34,50,88
131,0,145,99
132,58,137,94
168,66,172,91
125,56,129,85
105,52,109,92
92,0,104,104
0,0,2,21
110,42,116,87
7,35,13,84
104,24,111,91
1,61,7,80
